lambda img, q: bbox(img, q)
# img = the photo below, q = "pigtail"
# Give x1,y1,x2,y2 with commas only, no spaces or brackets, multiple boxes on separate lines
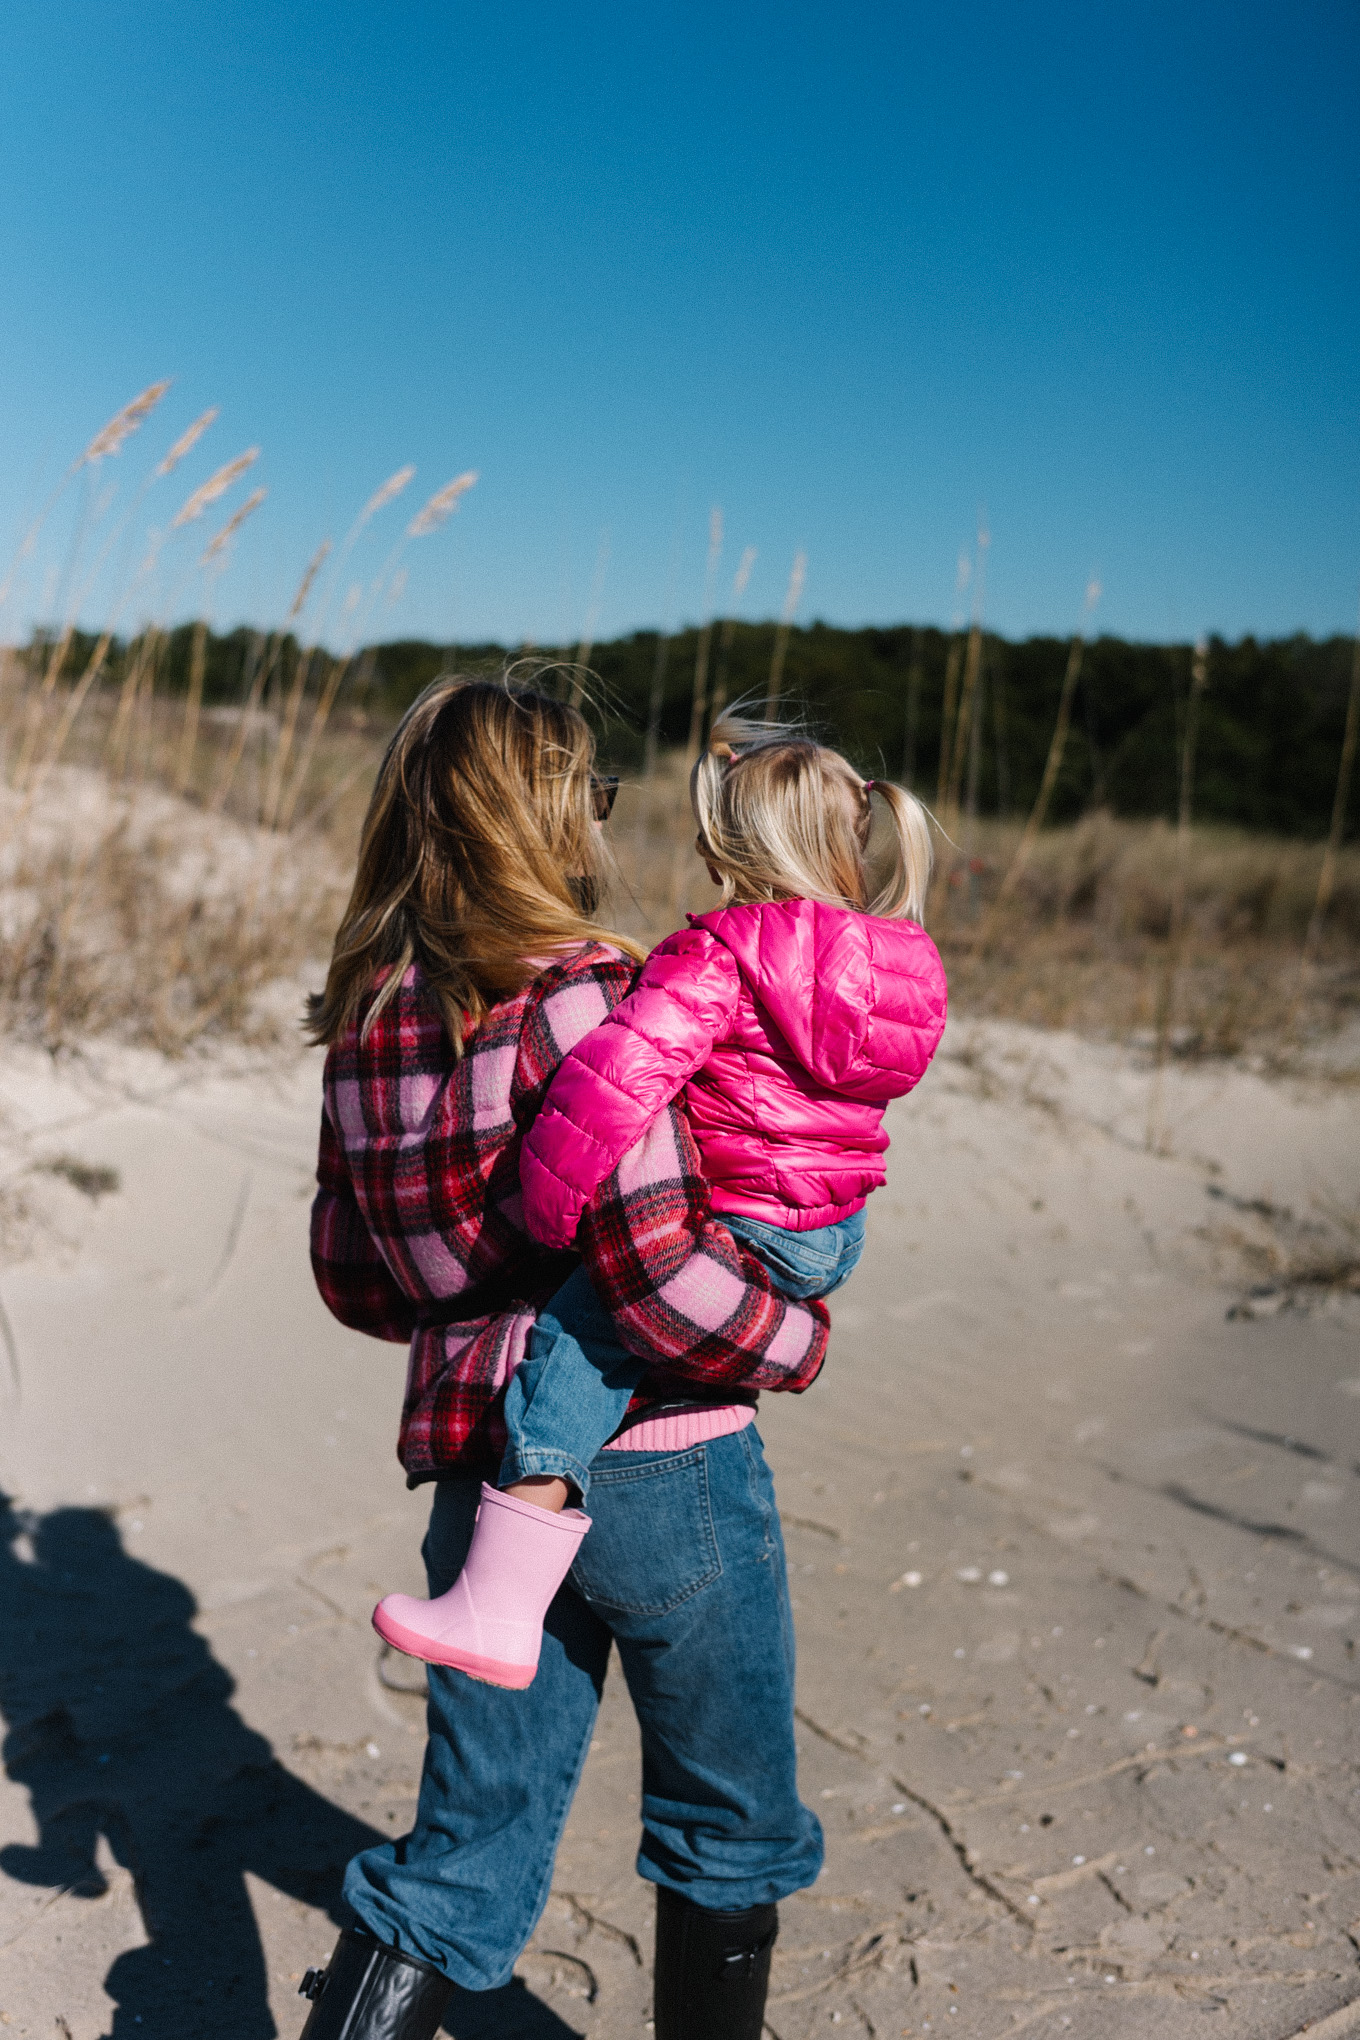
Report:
866,778,934,922
690,740,729,870
688,704,933,922
691,707,807,890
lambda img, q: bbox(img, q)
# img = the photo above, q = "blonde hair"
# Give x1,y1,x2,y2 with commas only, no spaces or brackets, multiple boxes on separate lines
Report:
307,677,643,1050
692,710,933,920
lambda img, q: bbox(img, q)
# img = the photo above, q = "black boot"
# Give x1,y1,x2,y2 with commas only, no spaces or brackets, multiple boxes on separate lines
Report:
652,1885,779,2040
297,1928,453,2040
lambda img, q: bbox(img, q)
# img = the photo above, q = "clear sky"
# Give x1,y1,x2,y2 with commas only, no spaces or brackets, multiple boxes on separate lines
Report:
1,0,1357,651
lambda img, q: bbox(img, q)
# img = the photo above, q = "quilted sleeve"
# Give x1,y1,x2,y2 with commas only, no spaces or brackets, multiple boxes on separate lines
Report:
520,927,741,1249
309,1101,418,1343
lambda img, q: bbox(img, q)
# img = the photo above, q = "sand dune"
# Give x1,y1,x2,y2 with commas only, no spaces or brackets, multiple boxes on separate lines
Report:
1,1019,1357,2036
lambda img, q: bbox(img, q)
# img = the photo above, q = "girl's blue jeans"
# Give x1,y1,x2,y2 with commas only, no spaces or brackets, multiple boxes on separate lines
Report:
500,1209,865,1502
343,1425,824,1987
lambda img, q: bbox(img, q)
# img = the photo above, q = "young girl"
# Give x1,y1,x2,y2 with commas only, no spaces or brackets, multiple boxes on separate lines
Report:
374,714,948,1685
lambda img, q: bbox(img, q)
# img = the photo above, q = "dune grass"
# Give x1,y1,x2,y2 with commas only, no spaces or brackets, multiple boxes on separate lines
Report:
0,632,1355,1067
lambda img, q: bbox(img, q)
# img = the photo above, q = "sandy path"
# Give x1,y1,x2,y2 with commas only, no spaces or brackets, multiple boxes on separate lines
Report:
0,1023,1357,2038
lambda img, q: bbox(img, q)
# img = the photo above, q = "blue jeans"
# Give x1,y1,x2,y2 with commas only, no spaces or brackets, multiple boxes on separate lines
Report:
499,1264,643,1502
500,1211,866,1502
725,1207,865,1302
343,1427,824,1987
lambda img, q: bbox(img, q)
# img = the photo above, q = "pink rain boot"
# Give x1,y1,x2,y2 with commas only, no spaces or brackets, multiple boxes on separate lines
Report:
372,1484,590,1689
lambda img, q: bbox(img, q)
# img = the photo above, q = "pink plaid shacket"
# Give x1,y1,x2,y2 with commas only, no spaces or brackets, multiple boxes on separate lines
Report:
310,947,829,1485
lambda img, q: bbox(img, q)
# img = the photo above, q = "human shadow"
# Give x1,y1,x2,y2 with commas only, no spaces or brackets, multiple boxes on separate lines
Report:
0,1495,582,2039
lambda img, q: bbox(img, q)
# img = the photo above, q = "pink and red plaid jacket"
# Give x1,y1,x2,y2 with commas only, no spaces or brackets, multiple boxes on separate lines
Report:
310,947,829,1484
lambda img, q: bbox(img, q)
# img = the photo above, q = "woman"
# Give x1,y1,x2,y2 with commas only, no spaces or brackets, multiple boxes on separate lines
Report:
298,679,830,2040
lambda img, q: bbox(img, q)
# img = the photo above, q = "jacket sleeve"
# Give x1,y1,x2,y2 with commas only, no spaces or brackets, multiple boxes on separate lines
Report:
310,1103,418,1343
574,1093,829,1396
520,927,741,1249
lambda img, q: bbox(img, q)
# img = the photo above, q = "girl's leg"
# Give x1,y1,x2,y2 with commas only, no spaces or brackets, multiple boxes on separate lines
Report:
500,1263,646,1506
347,1478,613,1985
372,1267,642,1679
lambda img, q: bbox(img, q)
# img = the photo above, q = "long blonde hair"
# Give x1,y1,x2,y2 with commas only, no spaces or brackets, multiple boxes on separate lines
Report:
692,711,933,920
307,677,643,1049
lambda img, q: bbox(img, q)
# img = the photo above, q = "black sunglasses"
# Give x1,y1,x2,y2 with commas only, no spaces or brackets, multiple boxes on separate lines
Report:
591,774,619,822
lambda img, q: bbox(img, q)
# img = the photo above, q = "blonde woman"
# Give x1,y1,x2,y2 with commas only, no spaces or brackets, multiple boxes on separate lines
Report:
300,682,832,2040
378,714,947,1696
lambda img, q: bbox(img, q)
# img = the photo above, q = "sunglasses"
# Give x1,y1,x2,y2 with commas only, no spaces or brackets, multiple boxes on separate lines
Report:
591,774,619,822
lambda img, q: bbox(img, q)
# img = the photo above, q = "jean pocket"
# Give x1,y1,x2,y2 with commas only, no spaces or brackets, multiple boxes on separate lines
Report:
568,1447,722,1616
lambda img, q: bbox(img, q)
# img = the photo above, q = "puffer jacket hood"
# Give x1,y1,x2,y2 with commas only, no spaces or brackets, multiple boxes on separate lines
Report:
520,895,947,1247
692,898,941,1099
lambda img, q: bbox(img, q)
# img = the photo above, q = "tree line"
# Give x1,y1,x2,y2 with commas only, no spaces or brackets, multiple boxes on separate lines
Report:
23,619,1357,839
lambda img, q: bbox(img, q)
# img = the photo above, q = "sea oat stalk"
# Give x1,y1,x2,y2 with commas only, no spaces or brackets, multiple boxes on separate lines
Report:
975,579,1102,948
200,487,266,564
83,382,173,464
568,529,611,707
9,626,77,790
901,628,923,788
174,621,210,795
764,548,806,722
211,629,276,815
106,627,159,781
407,472,478,537
356,466,416,532
710,546,757,724
0,387,165,615
944,523,989,823
682,508,724,769
276,651,352,831
259,542,333,829
1304,617,1360,961
27,629,118,799
290,538,332,623
173,450,259,528
156,409,219,478
1292,602,1360,1026
1147,636,1209,1145
934,550,973,808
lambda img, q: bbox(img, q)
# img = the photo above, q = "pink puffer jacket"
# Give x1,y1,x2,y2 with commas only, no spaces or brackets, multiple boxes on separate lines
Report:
520,897,947,1245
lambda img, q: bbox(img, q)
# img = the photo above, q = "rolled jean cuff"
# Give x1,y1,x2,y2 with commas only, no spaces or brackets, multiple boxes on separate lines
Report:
498,1443,595,1503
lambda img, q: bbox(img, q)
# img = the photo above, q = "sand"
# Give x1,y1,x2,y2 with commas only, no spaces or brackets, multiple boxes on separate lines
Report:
0,1018,1357,2038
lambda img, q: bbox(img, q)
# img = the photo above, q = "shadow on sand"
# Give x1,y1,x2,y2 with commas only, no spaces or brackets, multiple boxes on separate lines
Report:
0,1496,581,2039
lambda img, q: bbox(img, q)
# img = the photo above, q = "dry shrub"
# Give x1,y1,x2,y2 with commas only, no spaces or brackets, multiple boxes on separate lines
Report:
0,677,1354,1074
0,767,347,1052
1000,811,1360,945
925,812,1359,1060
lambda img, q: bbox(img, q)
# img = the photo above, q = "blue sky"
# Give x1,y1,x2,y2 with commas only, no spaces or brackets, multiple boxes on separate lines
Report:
1,0,1357,650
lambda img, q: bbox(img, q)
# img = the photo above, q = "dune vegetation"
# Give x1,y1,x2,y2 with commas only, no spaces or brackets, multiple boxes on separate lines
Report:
1,385,1355,1067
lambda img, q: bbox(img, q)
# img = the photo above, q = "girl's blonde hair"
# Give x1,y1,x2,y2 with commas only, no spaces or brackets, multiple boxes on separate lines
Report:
692,711,933,920
307,677,643,1050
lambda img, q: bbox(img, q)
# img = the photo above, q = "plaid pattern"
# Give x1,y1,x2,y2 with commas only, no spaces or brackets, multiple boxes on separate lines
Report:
311,949,828,1484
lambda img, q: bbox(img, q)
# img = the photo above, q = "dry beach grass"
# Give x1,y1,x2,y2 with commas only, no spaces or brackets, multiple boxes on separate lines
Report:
0,379,1353,1063
0,653,1356,1071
